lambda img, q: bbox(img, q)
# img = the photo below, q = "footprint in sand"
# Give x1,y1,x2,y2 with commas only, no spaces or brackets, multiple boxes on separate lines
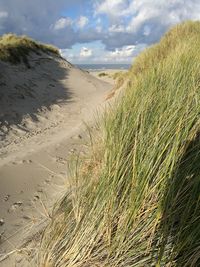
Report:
33,194,40,201
9,201,23,212
0,230,5,240
22,159,33,164
37,188,43,193
71,134,83,140
3,194,10,202
0,219,5,226
12,159,33,165
22,215,31,220
44,178,51,185
55,157,68,165
11,161,19,165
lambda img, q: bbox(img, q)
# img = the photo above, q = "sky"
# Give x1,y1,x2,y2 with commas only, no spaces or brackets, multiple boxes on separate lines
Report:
0,0,200,64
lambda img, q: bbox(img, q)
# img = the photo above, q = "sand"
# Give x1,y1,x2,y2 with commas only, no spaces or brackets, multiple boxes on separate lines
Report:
0,53,119,266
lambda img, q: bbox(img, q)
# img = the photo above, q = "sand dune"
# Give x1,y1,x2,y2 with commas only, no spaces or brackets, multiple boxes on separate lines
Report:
0,53,112,266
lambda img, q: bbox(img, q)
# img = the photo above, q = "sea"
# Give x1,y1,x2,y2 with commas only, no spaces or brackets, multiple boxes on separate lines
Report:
76,64,131,71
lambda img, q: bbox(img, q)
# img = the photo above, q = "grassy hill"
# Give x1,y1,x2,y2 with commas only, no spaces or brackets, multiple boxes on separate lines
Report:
40,21,200,267
0,34,59,66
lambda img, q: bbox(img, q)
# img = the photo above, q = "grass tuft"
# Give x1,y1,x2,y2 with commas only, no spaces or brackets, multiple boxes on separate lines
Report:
98,72,108,77
40,21,200,267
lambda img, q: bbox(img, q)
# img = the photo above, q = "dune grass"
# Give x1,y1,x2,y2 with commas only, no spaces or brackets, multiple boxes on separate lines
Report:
112,71,127,90
0,34,59,66
98,72,108,77
40,21,200,267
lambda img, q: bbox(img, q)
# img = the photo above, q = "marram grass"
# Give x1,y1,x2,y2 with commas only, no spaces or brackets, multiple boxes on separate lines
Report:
40,21,200,267
0,33,59,65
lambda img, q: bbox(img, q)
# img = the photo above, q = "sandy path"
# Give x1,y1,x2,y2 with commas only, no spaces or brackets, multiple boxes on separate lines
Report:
0,56,113,266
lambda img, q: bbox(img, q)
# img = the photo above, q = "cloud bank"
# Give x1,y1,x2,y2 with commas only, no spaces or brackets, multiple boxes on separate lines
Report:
0,0,200,62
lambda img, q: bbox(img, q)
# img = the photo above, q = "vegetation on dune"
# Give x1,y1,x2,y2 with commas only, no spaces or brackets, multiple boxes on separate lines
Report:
112,71,128,90
0,34,59,66
98,72,108,77
40,21,200,267
104,71,128,102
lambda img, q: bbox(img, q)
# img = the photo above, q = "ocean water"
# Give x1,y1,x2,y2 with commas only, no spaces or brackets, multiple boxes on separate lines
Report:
76,64,131,71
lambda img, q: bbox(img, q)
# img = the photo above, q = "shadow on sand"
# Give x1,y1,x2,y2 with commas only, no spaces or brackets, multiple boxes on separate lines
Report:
0,54,73,138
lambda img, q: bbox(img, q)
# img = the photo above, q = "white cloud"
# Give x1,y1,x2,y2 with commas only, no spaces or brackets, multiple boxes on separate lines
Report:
125,0,200,37
96,0,129,17
109,45,136,59
77,16,89,29
109,24,125,33
126,7,160,33
97,44,147,63
1,0,200,58
53,17,72,30
80,47,92,57
97,0,200,21
60,43,147,64
0,11,8,18
95,0,200,50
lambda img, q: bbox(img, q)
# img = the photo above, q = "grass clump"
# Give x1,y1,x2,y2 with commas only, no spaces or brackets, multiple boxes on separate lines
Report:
0,34,59,66
40,21,200,267
98,72,108,77
112,71,128,90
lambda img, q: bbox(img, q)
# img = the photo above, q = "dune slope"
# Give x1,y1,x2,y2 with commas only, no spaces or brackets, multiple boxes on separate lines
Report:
40,21,200,267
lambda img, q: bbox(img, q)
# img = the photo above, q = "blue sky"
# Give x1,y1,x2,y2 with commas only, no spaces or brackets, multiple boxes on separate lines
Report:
0,0,200,64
